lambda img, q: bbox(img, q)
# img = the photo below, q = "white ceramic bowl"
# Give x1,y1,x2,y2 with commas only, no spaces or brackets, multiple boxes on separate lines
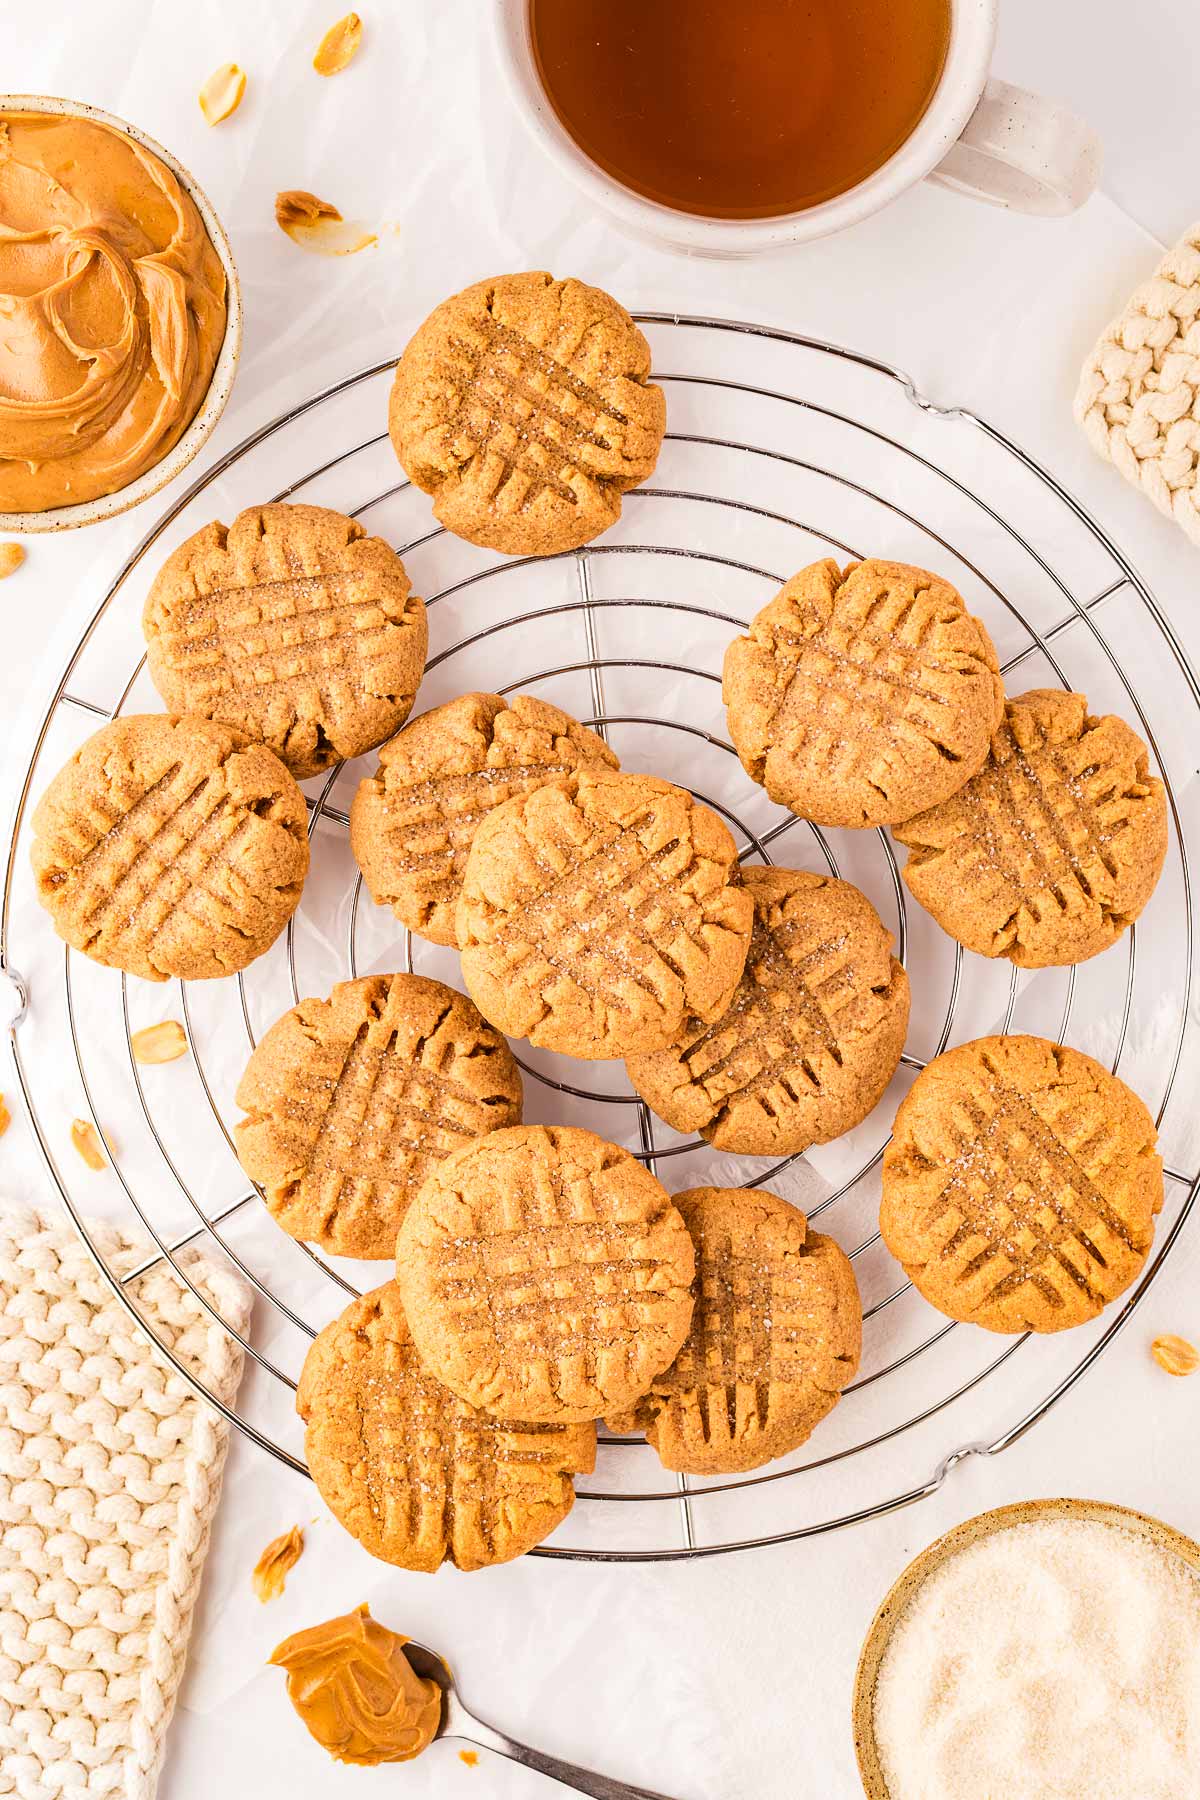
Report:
852,1498,1200,1798
0,95,242,534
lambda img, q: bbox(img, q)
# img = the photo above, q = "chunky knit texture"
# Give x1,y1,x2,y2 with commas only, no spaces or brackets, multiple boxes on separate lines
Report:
0,1206,248,1799
1076,224,1200,547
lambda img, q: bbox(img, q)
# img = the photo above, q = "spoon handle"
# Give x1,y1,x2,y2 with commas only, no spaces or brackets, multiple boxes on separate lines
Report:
450,1710,681,1799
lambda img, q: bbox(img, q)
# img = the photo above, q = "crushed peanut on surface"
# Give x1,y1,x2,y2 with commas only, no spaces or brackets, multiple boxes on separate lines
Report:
131,1020,188,1065
0,543,26,579
276,189,340,231
275,189,376,256
70,1118,107,1170
314,12,364,75
252,1525,306,1602
199,63,247,126
1152,1333,1200,1376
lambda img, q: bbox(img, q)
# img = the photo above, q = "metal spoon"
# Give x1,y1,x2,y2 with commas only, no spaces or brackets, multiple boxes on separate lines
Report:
404,1641,682,1799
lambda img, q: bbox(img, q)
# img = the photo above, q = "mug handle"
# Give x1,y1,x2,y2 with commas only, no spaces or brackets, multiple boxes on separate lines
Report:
928,77,1101,216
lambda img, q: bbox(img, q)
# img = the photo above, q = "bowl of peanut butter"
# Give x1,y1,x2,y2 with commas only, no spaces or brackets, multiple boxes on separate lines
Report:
0,96,241,531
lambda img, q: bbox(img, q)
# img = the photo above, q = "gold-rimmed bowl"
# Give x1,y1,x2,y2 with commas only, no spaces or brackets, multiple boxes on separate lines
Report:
0,94,242,534
852,1497,1200,1798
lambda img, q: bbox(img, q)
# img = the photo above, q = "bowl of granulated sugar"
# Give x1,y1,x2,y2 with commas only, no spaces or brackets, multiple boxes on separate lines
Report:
853,1498,1200,1800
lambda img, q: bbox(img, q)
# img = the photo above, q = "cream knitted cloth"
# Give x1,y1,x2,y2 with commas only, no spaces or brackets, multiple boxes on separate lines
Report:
1076,222,1200,547
0,1207,249,1800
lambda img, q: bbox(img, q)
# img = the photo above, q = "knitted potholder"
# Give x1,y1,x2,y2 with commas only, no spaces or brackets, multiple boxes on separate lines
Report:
0,1206,249,1800
1076,222,1200,548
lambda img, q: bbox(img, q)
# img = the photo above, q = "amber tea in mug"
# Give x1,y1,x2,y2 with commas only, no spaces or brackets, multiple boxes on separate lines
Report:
528,0,952,220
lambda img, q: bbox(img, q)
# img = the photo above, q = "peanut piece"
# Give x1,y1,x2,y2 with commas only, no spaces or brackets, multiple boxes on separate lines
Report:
1152,1334,1199,1376
314,12,363,76
275,189,341,231
199,63,247,127
252,1525,306,1602
70,1118,107,1170
275,190,376,257
131,1020,188,1065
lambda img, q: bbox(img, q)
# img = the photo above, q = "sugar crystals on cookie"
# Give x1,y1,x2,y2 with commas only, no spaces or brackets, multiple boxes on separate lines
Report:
30,714,309,982
723,558,1004,829
880,1034,1163,1334
627,866,910,1156
143,502,427,780
896,688,1167,967
387,271,666,557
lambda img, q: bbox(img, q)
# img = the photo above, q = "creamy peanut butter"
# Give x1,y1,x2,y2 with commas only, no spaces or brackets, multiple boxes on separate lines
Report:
269,1604,442,1766
0,110,227,513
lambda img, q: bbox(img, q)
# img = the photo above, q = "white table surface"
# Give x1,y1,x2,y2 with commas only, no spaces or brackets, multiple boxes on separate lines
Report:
3,4,1200,1798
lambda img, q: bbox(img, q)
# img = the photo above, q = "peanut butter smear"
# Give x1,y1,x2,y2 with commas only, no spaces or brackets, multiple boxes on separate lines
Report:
269,1603,442,1766
0,111,227,513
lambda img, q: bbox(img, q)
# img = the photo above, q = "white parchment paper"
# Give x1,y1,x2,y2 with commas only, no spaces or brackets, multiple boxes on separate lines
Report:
4,5,1200,1799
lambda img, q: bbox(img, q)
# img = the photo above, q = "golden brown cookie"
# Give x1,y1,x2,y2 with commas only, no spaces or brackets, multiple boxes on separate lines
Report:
895,689,1168,968
627,867,910,1156
608,1186,861,1474
350,691,618,947
387,271,666,556
723,558,1005,828
880,1035,1163,1334
394,1125,696,1424
235,974,522,1259
142,504,427,780
298,1282,595,1571
30,714,308,982
455,768,754,1061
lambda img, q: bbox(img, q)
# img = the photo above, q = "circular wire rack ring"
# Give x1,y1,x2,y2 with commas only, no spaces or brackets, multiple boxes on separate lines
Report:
4,316,1198,1563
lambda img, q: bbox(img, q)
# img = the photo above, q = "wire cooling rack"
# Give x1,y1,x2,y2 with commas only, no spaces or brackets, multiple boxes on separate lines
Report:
4,316,1199,1562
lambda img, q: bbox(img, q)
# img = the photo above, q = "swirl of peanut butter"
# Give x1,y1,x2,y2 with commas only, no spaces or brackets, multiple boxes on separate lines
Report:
269,1603,443,1766
0,110,227,513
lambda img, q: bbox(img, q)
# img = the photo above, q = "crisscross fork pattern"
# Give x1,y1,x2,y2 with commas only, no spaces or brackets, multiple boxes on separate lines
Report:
444,312,630,509
927,1071,1138,1317
954,718,1126,918
771,583,954,784
360,1350,582,1566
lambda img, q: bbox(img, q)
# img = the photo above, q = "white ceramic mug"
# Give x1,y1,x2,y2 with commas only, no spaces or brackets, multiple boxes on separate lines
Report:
491,0,1102,255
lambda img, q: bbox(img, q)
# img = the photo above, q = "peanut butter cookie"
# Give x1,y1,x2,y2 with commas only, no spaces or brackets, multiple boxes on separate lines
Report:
895,689,1168,968
235,974,522,1258
143,504,427,780
350,691,617,947
627,867,910,1156
30,714,308,982
298,1282,595,1570
723,559,1005,828
608,1186,861,1475
880,1035,1163,1334
387,272,666,556
456,768,753,1061
394,1125,696,1424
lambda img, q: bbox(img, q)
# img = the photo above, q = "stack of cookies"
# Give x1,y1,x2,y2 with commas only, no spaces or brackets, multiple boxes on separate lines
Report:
31,501,430,981
28,267,1172,1572
722,553,1168,1337
295,1130,861,1570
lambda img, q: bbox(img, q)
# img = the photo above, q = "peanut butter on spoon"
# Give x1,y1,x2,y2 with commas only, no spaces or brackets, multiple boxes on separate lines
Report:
0,111,227,514
269,1604,442,1766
